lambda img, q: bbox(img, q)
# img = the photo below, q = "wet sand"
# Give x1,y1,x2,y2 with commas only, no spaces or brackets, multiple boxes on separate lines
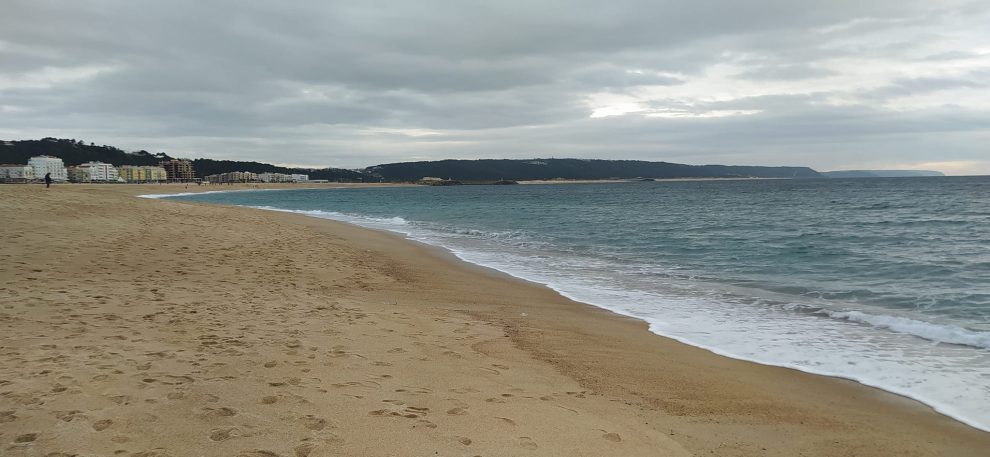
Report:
1,183,988,456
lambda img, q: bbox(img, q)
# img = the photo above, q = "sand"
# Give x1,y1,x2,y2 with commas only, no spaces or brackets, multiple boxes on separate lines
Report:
1,183,988,457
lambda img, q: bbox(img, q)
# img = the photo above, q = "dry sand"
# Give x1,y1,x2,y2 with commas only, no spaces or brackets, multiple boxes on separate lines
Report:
1,183,988,457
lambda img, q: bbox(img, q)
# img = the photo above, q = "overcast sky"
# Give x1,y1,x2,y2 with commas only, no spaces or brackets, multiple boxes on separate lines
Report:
2,1,989,174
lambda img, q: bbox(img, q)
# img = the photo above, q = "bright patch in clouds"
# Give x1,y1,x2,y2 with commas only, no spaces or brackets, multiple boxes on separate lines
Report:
0,65,117,90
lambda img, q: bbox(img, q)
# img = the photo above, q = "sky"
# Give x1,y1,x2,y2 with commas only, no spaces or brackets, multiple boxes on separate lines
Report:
1,1,989,174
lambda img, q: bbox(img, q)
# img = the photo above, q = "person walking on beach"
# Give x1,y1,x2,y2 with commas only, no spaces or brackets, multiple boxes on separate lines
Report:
44,172,52,189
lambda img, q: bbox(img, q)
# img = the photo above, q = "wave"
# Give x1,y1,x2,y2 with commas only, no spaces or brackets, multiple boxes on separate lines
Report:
248,206,410,228
824,310,990,349
139,190,237,199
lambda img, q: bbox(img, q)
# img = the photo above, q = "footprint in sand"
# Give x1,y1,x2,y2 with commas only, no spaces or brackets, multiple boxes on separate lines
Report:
108,395,131,405
0,411,16,423
457,436,473,445
299,415,328,430
131,450,174,457
446,407,468,416
92,419,113,431
416,419,438,429
203,407,237,417
395,385,432,395
369,405,430,419
237,451,281,457
495,417,516,426
53,410,83,422
518,436,538,450
14,432,37,443
602,432,622,442
293,442,317,457
209,427,238,441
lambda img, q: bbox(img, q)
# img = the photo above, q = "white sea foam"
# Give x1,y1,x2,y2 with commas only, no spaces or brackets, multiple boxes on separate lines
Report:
825,310,990,349
220,204,990,433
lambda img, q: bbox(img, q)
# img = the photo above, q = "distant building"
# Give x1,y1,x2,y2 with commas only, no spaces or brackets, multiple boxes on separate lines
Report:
66,166,87,183
258,172,293,183
160,159,196,182
205,171,259,183
27,156,67,182
290,174,309,182
0,165,34,183
67,161,119,183
118,165,168,183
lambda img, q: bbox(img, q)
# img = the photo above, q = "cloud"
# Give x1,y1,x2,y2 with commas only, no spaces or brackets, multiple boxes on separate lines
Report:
1,0,989,174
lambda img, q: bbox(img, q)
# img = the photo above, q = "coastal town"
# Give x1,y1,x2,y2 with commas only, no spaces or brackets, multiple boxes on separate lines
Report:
0,155,310,184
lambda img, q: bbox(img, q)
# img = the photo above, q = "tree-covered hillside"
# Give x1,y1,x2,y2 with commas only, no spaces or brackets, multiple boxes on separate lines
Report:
0,138,167,166
364,159,823,181
3,138,825,183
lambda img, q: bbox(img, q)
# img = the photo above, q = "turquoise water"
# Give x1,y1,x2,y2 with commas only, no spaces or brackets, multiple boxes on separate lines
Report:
153,177,990,430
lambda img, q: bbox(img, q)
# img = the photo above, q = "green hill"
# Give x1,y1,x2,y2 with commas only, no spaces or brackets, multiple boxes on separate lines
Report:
364,159,822,181
3,138,825,182
0,138,167,166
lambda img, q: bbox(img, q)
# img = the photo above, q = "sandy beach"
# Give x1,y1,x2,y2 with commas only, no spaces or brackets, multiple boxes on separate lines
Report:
2,183,989,457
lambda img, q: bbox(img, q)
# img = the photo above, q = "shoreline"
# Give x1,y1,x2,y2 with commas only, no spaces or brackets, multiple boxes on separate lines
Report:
2,183,989,456
165,186,990,433
126,185,990,432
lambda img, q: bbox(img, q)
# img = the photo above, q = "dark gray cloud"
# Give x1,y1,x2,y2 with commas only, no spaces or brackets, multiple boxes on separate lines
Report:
1,0,989,174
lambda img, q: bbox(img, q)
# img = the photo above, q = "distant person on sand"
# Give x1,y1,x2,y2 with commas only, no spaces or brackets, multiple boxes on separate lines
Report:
44,172,52,189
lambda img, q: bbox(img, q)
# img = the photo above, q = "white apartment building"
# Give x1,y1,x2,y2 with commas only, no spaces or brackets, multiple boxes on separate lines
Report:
27,156,67,182
0,165,34,182
290,174,309,182
83,161,119,182
69,162,119,182
258,172,293,183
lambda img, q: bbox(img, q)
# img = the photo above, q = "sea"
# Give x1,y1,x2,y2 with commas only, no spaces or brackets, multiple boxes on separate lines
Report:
148,176,990,431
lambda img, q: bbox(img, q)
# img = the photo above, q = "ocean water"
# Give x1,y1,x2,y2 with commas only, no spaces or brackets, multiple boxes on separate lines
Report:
153,177,990,431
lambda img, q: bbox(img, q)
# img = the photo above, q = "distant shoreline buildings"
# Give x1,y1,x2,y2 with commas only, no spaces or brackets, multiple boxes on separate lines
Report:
0,155,176,184
205,171,310,184
2,152,318,185
0,164,35,183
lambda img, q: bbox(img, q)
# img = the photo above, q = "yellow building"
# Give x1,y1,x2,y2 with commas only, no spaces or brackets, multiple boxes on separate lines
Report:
118,165,168,183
